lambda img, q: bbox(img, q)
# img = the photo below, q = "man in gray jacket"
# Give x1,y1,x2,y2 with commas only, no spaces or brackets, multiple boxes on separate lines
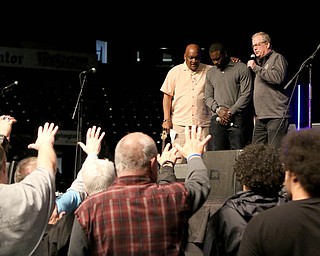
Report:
247,31,290,148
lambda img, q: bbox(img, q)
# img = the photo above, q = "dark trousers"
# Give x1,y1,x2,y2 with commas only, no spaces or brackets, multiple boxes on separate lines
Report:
252,117,289,148
208,114,245,151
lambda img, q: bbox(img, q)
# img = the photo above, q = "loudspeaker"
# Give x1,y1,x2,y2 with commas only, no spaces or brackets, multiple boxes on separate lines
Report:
175,150,241,202
203,150,241,202
179,150,242,250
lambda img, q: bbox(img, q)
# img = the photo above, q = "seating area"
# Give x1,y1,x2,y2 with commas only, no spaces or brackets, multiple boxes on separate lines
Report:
1,63,170,191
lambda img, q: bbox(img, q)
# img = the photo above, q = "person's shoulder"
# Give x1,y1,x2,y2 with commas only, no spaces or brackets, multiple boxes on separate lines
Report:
233,61,248,68
22,167,54,182
171,63,185,70
206,65,217,73
77,188,109,209
165,63,185,75
233,61,252,73
199,63,213,70
271,50,287,60
250,200,292,221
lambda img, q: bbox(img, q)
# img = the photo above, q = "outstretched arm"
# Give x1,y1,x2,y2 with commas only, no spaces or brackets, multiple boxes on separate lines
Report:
28,122,59,175
55,126,106,215
174,125,211,213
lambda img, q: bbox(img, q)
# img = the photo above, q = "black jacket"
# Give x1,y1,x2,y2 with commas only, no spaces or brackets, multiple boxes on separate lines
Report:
203,190,286,256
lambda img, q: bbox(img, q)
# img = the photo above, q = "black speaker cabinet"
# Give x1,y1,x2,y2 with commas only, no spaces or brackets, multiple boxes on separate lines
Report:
179,150,243,248
203,150,241,202
175,150,242,202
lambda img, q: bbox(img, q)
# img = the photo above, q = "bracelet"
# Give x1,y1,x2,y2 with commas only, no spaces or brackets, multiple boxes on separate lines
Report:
161,160,175,168
87,153,98,159
163,119,171,123
187,153,202,162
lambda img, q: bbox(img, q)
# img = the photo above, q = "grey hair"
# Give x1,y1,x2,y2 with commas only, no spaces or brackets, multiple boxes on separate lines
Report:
81,158,116,196
14,156,37,183
114,132,158,174
252,31,272,45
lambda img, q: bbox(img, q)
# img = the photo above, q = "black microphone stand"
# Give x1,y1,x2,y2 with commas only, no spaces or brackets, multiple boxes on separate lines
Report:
72,72,87,179
284,43,320,128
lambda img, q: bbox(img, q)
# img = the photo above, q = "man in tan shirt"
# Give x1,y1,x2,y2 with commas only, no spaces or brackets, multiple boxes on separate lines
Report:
161,44,212,163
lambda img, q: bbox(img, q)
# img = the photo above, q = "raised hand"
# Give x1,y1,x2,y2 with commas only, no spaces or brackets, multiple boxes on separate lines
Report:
77,126,105,155
27,122,59,150
157,143,180,166
173,125,211,159
0,115,17,140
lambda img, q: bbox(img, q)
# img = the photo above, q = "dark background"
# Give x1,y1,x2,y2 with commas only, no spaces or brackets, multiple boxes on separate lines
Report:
1,3,319,190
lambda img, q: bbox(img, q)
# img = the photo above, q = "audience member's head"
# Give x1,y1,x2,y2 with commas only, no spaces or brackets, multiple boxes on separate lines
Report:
114,132,158,181
234,143,285,196
279,128,320,199
14,156,37,183
81,158,116,196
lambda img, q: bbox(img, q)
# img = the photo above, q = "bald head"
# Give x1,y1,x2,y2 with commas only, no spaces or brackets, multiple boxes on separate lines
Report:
114,132,158,177
184,44,201,71
185,44,201,54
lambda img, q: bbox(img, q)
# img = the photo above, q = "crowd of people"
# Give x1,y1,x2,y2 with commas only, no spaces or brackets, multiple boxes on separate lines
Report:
1,31,319,255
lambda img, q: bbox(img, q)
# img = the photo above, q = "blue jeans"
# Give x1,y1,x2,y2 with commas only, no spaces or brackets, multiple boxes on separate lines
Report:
252,117,289,148
208,114,245,151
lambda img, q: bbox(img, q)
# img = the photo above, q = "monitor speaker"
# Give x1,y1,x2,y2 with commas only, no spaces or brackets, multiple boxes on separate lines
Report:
175,150,242,202
181,150,243,249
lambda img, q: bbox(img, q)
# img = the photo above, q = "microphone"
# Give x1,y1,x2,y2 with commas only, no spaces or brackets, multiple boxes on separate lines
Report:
2,81,18,92
216,116,238,128
80,68,96,74
250,54,258,65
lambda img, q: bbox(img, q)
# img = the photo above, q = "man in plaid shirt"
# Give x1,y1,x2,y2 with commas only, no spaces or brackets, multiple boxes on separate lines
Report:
68,125,211,255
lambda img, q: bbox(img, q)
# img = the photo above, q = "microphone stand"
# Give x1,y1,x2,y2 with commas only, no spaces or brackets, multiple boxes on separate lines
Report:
72,73,87,179
0,81,18,96
307,63,312,128
284,43,320,128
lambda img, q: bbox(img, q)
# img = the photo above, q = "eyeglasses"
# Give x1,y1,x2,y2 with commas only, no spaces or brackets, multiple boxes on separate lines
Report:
252,41,267,48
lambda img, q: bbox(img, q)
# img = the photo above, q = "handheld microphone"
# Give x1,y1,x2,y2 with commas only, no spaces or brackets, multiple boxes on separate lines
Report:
250,54,258,65
2,81,18,92
216,116,238,128
80,68,96,74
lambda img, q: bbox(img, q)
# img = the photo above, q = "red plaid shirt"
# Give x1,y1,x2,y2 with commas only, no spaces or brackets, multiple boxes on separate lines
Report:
75,175,191,255
70,158,210,255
